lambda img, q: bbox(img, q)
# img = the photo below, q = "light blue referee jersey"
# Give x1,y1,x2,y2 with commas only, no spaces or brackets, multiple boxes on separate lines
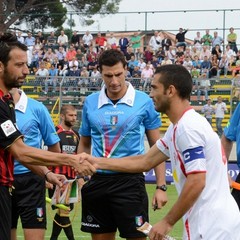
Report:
79,82,161,173
14,90,60,174
224,103,240,167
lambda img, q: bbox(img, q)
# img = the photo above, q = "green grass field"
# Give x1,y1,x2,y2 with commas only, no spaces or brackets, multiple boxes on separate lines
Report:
17,184,183,239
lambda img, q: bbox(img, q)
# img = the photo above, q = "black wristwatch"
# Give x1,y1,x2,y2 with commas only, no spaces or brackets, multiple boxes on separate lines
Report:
156,184,167,191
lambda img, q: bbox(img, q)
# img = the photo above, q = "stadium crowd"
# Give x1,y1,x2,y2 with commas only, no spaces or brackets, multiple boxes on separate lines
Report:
12,28,240,95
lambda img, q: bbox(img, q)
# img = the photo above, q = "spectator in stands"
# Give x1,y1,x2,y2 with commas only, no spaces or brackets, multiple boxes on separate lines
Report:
155,46,166,64
211,44,222,60
161,55,172,66
57,30,68,50
71,30,80,47
197,75,210,101
47,31,58,49
209,54,219,78
30,49,40,74
87,56,98,77
25,32,36,65
79,66,90,91
138,58,146,72
89,67,101,90
131,65,142,88
175,28,188,50
193,31,202,51
128,55,139,76
190,46,200,60
151,55,160,69
124,47,134,62
44,48,56,64
200,55,211,78
36,31,45,45
227,27,238,54
161,32,172,51
175,46,185,64
165,45,176,63
130,31,143,58
201,99,215,126
17,31,24,44
218,54,229,78
44,58,52,70
231,59,240,78
182,56,193,73
107,32,118,49
215,96,228,137
34,37,43,51
82,30,93,50
79,56,89,70
199,45,212,61
56,46,66,68
149,30,162,53
68,65,80,91
192,55,202,71
201,29,213,47
86,46,97,62
144,45,153,63
75,48,84,62
66,44,77,61
212,31,224,49
46,64,58,93
119,35,129,54
35,62,49,92
141,63,154,91
225,44,236,61
68,56,79,71
95,32,107,52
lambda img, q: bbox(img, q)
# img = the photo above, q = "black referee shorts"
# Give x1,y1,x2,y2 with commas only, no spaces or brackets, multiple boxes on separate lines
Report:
81,173,148,238
0,186,12,240
11,172,46,229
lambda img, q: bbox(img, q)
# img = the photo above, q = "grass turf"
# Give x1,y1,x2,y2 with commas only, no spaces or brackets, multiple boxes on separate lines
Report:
17,184,183,239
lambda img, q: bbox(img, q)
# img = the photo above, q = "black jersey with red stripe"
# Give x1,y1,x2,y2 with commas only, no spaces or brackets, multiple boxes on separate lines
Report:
0,90,22,186
50,125,80,179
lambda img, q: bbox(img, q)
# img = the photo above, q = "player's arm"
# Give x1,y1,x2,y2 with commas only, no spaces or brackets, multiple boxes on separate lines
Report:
8,138,96,176
149,172,206,238
77,135,91,154
84,143,168,173
146,129,168,210
221,134,233,160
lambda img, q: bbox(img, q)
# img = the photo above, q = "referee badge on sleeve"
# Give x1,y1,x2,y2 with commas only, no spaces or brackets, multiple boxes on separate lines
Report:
1,120,17,137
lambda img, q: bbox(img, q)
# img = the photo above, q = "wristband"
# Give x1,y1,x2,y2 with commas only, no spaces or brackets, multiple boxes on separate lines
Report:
45,170,52,181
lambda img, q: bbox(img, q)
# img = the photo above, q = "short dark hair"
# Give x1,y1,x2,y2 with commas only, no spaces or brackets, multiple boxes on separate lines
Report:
0,32,28,66
60,105,76,115
154,64,193,100
98,49,127,72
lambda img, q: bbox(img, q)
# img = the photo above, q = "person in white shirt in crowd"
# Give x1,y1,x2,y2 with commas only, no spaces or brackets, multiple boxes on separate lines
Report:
138,58,146,72
17,31,24,44
217,55,229,78
68,56,79,71
182,56,193,73
225,44,236,61
24,32,35,65
35,62,49,92
165,45,176,63
107,32,118,49
193,31,202,51
199,45,212,61
82,30,93,50
57,30,68,50
149,31,162,54
215,96,228,137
